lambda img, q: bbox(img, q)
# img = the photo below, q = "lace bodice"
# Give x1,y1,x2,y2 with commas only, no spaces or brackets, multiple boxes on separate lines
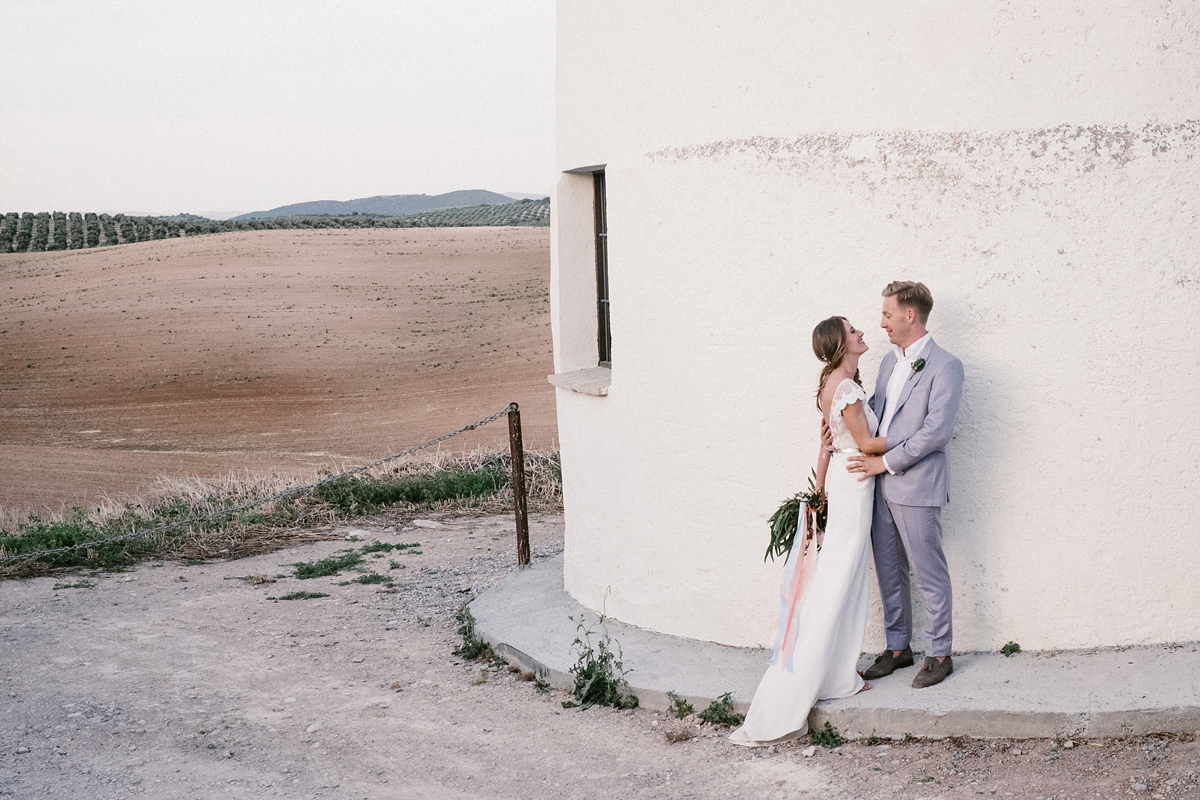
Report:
827,379,877,453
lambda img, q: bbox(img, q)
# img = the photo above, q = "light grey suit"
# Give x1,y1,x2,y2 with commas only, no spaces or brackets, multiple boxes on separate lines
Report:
868,339,964,657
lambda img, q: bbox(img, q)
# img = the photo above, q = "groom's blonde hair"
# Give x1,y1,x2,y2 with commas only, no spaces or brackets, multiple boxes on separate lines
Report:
883,281,933,324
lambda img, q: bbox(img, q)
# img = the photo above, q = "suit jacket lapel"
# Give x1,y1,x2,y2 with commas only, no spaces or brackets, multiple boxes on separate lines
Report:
893,339,939,417
874,353,895,418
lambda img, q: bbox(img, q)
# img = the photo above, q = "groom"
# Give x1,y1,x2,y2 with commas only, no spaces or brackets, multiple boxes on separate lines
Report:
847,281,964,689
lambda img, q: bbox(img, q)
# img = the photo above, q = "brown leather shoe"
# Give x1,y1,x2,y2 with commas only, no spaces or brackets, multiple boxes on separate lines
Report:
862,646,915,680
912,656,953,688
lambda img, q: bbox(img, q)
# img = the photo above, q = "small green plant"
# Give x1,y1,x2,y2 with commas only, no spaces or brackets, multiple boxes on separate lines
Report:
533,675,551,694
666,690,694,719
568,615,638,710
453,606,493,660
271,591,329,601
388,560,403,570
697,692,744,727
811,721,842,748
292,550,361,579
1001,641,1021,657
863,734,883,746
903,733,917,742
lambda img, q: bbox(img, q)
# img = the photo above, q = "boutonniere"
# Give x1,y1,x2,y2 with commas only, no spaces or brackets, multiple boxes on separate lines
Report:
908,358,927,381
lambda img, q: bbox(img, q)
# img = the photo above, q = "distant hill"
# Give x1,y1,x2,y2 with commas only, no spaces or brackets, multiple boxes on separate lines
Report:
0,199,550,253
232,190,517,221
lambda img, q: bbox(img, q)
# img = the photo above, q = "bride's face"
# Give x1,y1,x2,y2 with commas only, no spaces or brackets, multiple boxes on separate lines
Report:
843,319,868,356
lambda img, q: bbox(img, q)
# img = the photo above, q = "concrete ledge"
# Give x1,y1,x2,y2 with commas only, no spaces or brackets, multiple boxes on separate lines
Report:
547,367,610,396
471,555,1200,739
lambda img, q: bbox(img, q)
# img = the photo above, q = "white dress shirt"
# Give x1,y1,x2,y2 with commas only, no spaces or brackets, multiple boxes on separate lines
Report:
879,332,932,474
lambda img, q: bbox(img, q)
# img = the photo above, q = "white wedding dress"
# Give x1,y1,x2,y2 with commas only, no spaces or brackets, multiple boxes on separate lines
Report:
730,378,877,746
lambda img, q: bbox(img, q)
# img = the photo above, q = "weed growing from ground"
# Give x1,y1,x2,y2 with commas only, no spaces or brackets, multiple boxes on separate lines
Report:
864,734,883,746
697,692,744,727
568,615,638,710
453,606,493,660
1001,641,1021,656
666,690,694,719
292,550,361,579
811,721,843,748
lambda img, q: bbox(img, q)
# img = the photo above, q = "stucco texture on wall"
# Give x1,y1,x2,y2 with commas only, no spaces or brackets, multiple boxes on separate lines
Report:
553,1,1200,653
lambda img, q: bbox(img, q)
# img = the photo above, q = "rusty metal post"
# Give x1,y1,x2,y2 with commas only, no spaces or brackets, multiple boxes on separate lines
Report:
508,403,530,567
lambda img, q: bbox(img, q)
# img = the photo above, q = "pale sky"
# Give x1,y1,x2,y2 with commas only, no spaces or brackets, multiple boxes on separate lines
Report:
1,0,554,218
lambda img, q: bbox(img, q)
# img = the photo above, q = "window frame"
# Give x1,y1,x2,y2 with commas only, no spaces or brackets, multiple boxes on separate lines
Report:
593,170,611,366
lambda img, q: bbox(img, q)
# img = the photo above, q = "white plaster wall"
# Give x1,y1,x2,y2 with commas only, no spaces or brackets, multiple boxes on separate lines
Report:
553,1,1200,651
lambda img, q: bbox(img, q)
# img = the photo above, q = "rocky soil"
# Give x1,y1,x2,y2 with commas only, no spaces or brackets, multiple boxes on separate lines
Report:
1,512,1197,799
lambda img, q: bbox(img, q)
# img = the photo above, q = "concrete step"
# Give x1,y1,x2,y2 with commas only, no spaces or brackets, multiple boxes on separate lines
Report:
470,555,1200,739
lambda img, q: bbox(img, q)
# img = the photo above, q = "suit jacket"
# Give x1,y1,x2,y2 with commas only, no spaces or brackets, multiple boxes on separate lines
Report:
869,339,964,507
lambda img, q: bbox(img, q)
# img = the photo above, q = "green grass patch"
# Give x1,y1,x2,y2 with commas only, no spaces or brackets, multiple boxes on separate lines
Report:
313,466,507,515
292,550,362,579
0,511,159,571
360,540,421,554
340,573,393,586
271,591,330,601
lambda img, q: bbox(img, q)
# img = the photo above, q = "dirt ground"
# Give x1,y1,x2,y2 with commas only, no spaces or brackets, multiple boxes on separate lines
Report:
1,512,1196,800
0,227,556,515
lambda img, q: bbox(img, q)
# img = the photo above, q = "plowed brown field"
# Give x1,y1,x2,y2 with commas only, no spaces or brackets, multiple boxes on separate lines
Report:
0,227,556,514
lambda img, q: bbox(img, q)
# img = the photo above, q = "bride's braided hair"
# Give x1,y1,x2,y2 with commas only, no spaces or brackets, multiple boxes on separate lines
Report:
812,315,862,412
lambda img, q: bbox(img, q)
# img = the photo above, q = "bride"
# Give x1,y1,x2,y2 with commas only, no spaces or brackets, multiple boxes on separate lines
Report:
730,316,887,747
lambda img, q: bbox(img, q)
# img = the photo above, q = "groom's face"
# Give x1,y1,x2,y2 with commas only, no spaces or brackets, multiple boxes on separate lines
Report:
881,295,914,346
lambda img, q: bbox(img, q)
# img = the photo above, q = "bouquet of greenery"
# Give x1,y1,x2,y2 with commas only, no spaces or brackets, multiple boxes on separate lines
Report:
764,469,827,562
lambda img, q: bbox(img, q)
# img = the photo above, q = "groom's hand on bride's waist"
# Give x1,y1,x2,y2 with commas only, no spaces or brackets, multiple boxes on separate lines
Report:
846,454,886,481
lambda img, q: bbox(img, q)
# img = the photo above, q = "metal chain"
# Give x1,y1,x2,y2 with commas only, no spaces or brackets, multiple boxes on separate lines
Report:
0,404,516,566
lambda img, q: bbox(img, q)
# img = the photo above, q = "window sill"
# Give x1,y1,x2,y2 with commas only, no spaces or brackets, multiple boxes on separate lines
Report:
548,367,611,396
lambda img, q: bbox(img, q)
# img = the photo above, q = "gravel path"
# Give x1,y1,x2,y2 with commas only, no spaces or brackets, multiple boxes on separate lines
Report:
1,512,1196,799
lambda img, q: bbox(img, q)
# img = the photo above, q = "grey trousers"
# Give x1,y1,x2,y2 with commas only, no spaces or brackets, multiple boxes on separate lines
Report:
871,485,953,657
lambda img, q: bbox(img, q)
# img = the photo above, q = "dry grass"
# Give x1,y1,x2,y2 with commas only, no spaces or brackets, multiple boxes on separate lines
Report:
0,447,560,579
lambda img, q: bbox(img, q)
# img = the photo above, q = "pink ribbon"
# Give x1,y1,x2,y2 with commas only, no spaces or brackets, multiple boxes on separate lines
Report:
770,502,824,671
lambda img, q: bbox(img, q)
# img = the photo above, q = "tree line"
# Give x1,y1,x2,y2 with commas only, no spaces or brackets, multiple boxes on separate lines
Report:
0,199,549,254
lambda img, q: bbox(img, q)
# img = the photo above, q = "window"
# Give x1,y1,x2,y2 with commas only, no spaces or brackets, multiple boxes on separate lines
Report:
594,171,611,366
